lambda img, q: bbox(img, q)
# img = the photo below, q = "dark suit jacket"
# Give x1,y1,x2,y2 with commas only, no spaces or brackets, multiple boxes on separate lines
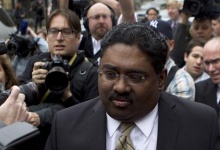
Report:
78,31,101,64
45,92,220,150
195,78,218,113
78,31,94,59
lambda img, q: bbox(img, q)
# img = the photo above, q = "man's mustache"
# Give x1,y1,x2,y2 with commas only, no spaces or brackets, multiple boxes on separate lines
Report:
109,92,135,102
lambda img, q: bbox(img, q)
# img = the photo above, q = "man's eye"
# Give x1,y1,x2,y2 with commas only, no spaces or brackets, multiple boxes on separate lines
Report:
50,30,58,34
63,30,72,35
105,71,117,79
128,74,145,82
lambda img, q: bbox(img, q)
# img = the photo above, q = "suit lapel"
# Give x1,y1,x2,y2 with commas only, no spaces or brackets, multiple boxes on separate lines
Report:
86,100,107,150
85,37,94,58
157,92,181,150
204,80,218,112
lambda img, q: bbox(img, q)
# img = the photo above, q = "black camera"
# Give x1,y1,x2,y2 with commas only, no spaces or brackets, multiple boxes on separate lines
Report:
42,55,70,94
6,32,36,57
182,0,220,19
69,0,90,19
0,41,7,55
0,82,39,106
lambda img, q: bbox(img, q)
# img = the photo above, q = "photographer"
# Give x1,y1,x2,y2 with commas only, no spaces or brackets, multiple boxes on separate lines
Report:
18,9,99,149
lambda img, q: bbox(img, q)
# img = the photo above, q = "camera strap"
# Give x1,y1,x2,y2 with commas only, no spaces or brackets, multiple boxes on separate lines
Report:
40,53,77,103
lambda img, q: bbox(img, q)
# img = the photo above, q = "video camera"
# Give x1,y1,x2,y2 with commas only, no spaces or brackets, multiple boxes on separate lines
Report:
6,32,37,57
0,82,39,106
69,0,90,19
182,0,220,19
42,55,71,94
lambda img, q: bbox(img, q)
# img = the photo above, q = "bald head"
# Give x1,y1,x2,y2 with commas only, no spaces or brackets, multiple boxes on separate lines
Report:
203,37,220,84
86,3,114,40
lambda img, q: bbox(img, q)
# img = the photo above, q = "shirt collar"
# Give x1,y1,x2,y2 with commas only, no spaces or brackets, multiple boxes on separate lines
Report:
107,104,158,138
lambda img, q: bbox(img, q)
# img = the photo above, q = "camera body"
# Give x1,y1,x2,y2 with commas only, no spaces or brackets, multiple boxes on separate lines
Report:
6,32,36,57
69,0,90,19
0,82,39,106
182,0,220,19
42,55,71,94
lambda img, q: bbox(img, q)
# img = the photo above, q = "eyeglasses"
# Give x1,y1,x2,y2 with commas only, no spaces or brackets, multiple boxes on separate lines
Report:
204,58,220,66
47,28,75,37
88,14,112,21
99,70,146,85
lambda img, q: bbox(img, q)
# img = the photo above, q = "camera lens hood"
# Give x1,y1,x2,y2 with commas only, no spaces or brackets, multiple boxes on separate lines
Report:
45,66,68,94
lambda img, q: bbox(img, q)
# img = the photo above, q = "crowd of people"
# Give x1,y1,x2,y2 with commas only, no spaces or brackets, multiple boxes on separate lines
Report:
0,0,220,149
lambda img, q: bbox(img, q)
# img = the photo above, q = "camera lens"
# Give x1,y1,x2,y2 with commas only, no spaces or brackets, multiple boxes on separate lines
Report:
7,42,18,53
45,66,68,94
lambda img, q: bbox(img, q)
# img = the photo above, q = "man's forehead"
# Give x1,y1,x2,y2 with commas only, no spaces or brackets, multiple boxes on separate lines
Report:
193,19,211,25
88,3,111,15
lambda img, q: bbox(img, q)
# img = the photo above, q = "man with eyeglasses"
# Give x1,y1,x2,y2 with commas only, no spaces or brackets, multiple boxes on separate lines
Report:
195,37,220,133
45,22,220,150
78,0,135,64
18,9,99,149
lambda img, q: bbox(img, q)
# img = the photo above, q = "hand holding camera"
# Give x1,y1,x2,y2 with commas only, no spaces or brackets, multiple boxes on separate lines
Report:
32,61,48,85
33,55,71,94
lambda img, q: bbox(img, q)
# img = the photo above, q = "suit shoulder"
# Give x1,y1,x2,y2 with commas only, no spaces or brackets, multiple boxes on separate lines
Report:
57,97,100,118
161,92,216,116
195,78,212,87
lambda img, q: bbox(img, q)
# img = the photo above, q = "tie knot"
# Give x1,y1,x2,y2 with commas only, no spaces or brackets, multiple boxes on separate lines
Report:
121,122,135,136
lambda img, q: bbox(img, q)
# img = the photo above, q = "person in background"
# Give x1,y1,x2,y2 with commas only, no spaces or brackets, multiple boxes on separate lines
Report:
195,37,220,133
166,0,181,32
0,55,19,89
45,22,220,150
170,12,213,68
30,0,45,32
79,0,135,64
37,27,47,40
182,39,209,83
141,7,159,23
19,9,99,149
146,19,195,101
12,2,26,30
212,15,220,37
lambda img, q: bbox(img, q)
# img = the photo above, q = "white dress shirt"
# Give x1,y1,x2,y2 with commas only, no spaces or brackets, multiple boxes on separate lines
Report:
91,37,102,55
217,85,220,104
106,104,158,150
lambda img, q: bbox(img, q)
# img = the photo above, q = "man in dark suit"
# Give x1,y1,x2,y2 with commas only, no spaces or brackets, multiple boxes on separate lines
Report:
45,22,220,150
166,0,181,32
195,37,220,132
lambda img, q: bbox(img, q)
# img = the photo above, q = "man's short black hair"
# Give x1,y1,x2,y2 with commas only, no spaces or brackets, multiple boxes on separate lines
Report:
100,22,168,74
146,7,159,15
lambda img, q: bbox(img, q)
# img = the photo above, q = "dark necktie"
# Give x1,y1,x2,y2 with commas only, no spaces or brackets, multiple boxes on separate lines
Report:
218,101,220,133
115,122,135,150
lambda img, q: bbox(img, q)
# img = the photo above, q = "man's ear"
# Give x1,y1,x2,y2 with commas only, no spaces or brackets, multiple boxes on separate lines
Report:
184,52,188,62
158,68,167,91
168,40,175,52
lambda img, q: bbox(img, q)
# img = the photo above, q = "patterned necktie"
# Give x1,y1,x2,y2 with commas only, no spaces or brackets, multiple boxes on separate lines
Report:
115,122,135,150
172,21,177,31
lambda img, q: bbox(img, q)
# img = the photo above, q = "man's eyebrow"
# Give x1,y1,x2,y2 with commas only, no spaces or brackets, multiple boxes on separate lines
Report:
102,64,146,74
